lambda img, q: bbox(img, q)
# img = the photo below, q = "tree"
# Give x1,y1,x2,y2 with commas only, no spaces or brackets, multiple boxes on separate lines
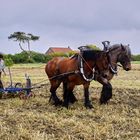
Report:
8,32,39,59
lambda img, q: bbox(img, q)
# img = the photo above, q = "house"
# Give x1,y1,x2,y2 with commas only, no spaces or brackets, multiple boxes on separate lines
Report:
45,46,73,55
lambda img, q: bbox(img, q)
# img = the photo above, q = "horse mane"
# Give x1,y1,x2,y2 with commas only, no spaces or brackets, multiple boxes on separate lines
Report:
82,50,104,61
109,44,131,57
70,46,105,61
109,44,120,50
124,45,131,57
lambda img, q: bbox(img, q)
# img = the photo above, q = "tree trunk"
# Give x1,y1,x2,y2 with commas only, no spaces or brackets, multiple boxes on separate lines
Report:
19,42,26,52
27,41,31,59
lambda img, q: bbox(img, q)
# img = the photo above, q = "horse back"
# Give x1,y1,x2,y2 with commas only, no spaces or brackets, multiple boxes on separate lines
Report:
45,57,78,79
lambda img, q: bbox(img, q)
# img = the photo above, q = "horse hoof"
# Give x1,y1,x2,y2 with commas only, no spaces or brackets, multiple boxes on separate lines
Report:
85,103,93,109
69,98,77,104
100,100,108,105
54,100,63,106
62,102,69,109
63,105,69,109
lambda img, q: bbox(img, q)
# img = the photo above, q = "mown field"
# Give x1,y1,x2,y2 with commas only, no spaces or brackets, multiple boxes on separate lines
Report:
0,63,140,140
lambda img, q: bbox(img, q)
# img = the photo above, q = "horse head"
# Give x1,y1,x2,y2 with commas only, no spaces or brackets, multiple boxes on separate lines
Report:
118,44,132,71
108,44,132,72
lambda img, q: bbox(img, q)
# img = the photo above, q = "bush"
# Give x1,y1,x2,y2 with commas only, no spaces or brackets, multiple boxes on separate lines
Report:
131,55,140,61
11,52,29,63
4,56,14,67
5,51,52,64
32,52,46,63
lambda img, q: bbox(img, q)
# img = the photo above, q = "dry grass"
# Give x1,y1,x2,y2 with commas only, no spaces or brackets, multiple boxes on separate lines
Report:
0,63,140,140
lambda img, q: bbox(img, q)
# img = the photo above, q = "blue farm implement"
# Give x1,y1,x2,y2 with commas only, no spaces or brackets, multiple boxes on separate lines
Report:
0,75,36,99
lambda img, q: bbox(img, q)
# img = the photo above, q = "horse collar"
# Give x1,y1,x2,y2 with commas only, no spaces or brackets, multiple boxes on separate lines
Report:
78,54,95,82
109,63,118,74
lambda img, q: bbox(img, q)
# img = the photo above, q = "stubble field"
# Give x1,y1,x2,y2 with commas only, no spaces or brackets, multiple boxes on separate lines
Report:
0,63,140,140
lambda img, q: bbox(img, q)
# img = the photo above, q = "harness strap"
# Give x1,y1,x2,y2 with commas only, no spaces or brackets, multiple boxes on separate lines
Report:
49,70,79,80
109,64,118,74
78,53,95,82
117,63,122,67
109,61,122,74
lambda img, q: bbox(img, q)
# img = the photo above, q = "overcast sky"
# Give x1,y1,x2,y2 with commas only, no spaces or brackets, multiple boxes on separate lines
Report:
0,0,140,54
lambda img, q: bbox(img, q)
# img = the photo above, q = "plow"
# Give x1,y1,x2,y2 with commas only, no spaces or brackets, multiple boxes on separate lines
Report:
0,74,47,99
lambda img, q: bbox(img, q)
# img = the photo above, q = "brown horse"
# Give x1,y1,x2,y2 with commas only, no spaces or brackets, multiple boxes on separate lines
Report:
45,48,111,108
99,43,131,103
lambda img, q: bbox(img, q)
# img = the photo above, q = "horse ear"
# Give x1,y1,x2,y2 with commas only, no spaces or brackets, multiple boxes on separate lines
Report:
121,44,126,51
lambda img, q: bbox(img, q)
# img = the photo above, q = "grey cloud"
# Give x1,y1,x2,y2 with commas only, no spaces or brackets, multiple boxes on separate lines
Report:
0,0,140,54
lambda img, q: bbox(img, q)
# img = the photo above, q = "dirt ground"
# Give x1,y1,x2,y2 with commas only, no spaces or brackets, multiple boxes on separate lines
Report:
0,63,139,140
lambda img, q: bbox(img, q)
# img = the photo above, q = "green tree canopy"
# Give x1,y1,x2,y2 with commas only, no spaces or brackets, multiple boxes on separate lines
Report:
8,32,39,59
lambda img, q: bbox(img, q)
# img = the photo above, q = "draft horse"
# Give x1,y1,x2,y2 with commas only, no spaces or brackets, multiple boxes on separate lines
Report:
63,43,132,105
45,48,111,108
99,42,131,104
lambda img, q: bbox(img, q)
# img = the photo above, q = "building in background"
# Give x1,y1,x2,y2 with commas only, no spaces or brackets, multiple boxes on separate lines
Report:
45,46,73,55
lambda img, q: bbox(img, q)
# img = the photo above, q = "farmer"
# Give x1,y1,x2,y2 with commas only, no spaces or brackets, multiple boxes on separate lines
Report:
0,53,6,88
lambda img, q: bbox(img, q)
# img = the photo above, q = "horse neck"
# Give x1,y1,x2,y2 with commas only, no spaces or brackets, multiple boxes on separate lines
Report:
81,50,97,71
109,46,122,65
82,60,95,73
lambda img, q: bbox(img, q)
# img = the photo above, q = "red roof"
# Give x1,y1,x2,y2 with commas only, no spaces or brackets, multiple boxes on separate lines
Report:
46,47,73,55
51,47,72,53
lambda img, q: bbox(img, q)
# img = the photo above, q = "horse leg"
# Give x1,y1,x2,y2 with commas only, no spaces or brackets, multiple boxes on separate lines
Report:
63,81,77,104
84,83,93,109
0,80,3,89
69,92,77,103
97,76,112,104
63,82,75,108
0,80,3,99
100,83,112,104
49,80,63,106
63,81,69,108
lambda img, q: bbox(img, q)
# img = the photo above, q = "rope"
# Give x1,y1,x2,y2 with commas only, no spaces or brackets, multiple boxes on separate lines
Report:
31,79,49,87
78,53,95,73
